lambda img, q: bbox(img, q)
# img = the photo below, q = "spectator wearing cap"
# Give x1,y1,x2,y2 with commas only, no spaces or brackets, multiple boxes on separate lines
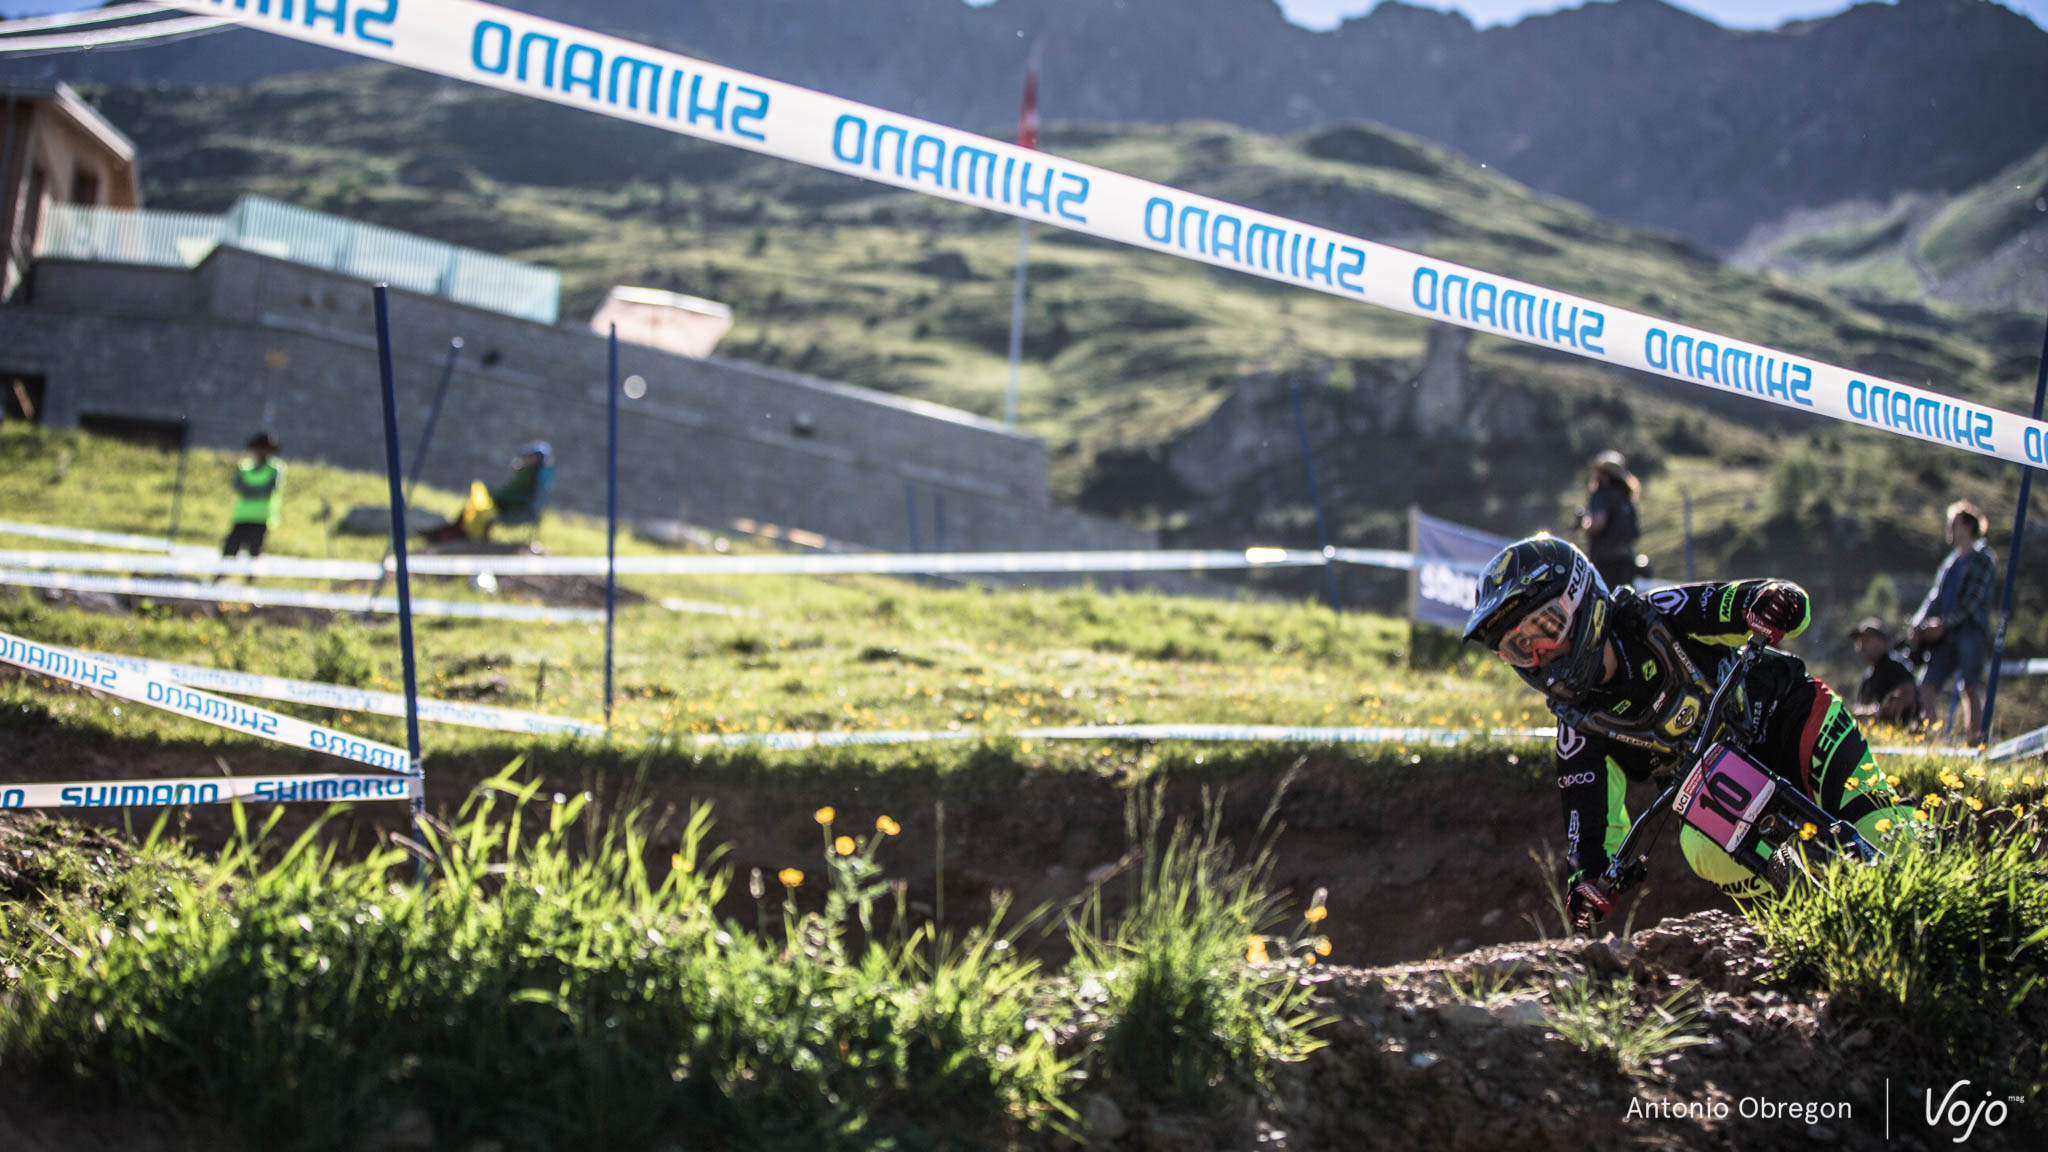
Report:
1578,450,1643,589
1909,500,1998,743
1847,618,1921,728
220,430,284,563
428,441,556,543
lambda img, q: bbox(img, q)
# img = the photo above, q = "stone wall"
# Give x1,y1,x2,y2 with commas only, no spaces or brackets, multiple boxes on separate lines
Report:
1,248,1150,554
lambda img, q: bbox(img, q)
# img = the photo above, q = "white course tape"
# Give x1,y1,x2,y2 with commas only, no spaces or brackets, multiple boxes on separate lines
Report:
2000,658,2048,677
4,545,1389,579
405,547,1335,577
0,550,384,580
0,630,410,771
42,643,603,739
1988,726,2048,764
693,723,1555,750
169,0,2048,469
0,567,602,623
0,772,420,810
0,12,228,53
0,521,171,553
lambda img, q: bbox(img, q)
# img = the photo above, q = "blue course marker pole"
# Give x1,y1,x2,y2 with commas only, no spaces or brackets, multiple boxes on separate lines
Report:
371,286,426,836
605,325,619,731
1287,376,1341,613
405,336,465,506
1980,306,2048,743
370,336,463,604
166,415,189,543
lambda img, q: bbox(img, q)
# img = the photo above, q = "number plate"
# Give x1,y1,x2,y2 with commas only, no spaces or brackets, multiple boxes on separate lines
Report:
1673,743,1777,854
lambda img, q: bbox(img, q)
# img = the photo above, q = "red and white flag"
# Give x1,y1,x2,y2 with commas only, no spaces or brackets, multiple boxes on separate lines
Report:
1017,59,1039,150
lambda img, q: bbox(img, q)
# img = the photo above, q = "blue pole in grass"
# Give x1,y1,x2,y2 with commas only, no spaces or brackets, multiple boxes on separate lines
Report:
1287,375,1341,613
371,286,426,838
405,336,464,506
370,336,463,604
605,325,619,730
1980,304,2048,744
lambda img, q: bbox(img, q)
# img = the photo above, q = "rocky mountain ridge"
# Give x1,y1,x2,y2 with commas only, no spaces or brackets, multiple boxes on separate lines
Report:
6,0,2045,250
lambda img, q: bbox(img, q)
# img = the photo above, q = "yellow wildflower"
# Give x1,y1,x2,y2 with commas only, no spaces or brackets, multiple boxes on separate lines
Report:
1940,772,1964,790
1966,797,1984,812
876,815,901,836
778,868,804,888
2025,776,2039,787
1968,766,1987,780
1315,938,1332,957
1875,818,1892,834
1923,794,1943,809
671,853,691,873
1886,774,1901,788
1912,809,1929,822
1305,905,1328,924
2014,805,2026,819
814,806,836,825
834,835,856,856
1245,935,1270,965
1799,822,1818,841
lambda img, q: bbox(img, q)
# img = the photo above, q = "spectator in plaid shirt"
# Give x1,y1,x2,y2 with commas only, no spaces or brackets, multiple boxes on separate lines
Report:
1909,500,1998,743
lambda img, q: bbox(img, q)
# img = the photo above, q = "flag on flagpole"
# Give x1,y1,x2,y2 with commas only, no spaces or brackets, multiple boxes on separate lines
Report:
1018,58,1039,149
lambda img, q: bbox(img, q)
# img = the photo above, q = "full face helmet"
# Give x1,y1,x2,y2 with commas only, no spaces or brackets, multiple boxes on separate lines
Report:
1463,535,1613,698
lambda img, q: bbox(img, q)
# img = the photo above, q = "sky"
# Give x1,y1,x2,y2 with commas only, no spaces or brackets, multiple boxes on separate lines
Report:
4,0,2047,33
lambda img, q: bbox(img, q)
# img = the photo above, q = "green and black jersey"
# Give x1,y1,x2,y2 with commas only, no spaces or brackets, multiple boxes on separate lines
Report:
1551,580,1897,881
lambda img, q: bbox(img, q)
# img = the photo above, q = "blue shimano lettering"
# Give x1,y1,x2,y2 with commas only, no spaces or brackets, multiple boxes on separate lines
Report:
466,15,770,144
1,788,22,808
1645,326,1811,409
1846,379,1990,447
1414,261,1597,346
201,0,395,49
828,114,1087,220
1140,199,1368,293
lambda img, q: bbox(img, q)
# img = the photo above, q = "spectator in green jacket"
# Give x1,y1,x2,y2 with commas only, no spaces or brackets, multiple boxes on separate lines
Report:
221,431,284,561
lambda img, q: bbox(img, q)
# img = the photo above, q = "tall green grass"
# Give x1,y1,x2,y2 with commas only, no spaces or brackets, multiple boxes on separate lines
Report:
1751,802,2048,1093
1065,785,1328,1104
0,770,1329,1149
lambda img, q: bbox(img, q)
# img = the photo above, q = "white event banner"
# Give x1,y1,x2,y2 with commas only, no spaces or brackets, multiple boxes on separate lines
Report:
0,772,420,810
169,0,2048,469
0,629,411,772
41,641,604,738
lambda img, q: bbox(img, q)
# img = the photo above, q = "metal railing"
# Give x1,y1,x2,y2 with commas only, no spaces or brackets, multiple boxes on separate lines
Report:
35,194,559,324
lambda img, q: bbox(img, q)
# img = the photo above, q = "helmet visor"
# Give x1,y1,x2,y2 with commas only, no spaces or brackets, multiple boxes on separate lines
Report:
1496,593,1577,668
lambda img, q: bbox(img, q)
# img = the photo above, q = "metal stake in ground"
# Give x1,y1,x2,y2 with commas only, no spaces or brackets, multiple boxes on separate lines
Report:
372,285,427,837
370,336,464,605
605,324,620,730
1981,303,2048,743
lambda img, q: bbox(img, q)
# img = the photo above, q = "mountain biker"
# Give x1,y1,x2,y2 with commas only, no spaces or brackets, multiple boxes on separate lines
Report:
1462,535,1912,929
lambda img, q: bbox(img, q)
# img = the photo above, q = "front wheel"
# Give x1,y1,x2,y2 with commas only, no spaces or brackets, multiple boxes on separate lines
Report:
1762,841,1801,895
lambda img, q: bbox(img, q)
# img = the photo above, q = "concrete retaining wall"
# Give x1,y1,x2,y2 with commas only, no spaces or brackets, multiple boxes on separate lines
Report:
1,248,1150,554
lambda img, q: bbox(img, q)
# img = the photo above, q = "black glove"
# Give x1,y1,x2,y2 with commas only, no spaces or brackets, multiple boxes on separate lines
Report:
1743,581,1804,645
1567,878,1615,931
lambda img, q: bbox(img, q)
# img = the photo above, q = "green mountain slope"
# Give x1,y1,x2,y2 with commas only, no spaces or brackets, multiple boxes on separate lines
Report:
1735,142,2048,315
67,67,2048,675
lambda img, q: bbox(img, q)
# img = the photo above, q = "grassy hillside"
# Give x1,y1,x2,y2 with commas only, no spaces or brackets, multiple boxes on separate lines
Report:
49,66,2048,681
1736,141,2048,315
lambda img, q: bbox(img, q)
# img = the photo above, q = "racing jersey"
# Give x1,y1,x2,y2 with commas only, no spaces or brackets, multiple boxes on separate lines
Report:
1552,580,1820,878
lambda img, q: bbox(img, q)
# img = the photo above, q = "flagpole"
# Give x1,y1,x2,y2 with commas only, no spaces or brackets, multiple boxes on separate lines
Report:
1005,38,1044,432
1005,218,1028,429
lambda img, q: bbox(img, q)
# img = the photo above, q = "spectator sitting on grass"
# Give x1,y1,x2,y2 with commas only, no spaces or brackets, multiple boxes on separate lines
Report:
426,441,554,543
1846,617,1921,729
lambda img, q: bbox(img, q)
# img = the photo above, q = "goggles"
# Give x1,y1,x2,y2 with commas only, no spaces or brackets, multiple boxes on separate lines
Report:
1496,593,1576,669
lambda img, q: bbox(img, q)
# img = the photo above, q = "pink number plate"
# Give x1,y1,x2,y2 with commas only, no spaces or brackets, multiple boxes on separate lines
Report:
1673,743,1777,854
